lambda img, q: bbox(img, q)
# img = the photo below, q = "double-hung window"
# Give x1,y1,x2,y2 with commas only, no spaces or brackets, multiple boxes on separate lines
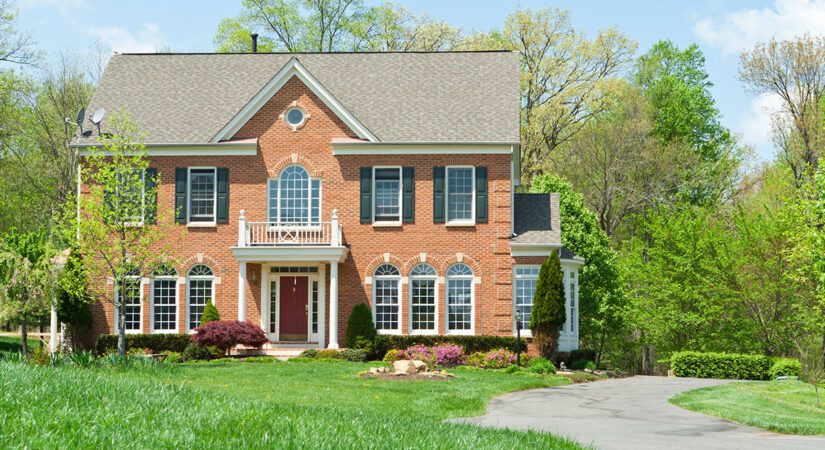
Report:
373,167,401,223
446,263,474,333
373,264,401,333
513,266,539,334
446,167,474,223
409,263,437,333
268,165,320,226
115,275,142,333
151,265,178,333
188,168,217,223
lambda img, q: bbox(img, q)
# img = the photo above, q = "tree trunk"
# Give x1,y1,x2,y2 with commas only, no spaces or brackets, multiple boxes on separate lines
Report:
533,325,560,361
20,317,28,355
117,312,127,357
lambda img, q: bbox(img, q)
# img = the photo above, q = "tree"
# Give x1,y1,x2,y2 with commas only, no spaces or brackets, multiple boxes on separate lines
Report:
530,174,622,366
66,112,177,356
740,34,825,182
530,252,566,359
345,303,376,349
634,40,742,204
461,8,636,181
213,0,459,53
0,0,38,66
200,300,220,325
55,245,92,351
0,229,56,355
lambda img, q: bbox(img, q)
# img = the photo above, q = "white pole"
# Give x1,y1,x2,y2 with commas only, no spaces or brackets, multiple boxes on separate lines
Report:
238,262,247,322
327,261,339,349
49,303,58,354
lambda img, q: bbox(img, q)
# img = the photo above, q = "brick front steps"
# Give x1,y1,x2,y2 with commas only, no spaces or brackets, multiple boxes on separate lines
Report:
234,342,320,359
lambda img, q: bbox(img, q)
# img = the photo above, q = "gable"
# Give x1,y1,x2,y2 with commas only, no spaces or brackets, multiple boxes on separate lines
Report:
212,58,377,143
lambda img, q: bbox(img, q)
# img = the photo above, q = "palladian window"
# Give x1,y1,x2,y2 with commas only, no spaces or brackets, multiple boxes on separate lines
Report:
268,165,320,226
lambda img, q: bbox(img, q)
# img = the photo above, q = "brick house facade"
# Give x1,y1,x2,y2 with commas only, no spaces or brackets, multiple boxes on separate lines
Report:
73,52,582,351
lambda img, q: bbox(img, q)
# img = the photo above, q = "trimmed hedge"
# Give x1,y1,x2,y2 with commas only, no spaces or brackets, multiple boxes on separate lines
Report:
374,335,526,359
671,351,772,380
95,334,192,355
769,357,801,379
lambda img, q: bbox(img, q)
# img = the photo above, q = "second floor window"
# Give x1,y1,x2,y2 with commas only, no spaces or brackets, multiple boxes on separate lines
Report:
268,165,320,226
373,167,401,222
188,168,217,223
447,167,474,223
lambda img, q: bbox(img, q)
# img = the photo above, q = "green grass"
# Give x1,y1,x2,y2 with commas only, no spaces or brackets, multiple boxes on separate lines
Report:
0,360,584,449
0,335,40,353
670,380,825,435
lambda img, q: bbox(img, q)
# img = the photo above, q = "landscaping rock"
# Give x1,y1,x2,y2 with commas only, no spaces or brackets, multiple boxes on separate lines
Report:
412,360,428,372
393,360,417,375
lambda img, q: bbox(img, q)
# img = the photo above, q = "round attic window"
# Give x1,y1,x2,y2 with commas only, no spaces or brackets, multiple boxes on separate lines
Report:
285,107,306,127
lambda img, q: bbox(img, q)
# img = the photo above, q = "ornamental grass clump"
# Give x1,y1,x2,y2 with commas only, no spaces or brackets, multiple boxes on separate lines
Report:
191,321,268,356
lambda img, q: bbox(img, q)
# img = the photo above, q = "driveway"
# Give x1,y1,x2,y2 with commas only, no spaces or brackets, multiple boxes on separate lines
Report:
454,376,825,450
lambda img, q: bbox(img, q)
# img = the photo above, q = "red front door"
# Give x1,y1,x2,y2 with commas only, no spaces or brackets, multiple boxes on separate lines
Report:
280,276,308,341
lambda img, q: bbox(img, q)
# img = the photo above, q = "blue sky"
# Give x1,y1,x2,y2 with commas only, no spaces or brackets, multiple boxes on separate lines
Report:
15,0,825,161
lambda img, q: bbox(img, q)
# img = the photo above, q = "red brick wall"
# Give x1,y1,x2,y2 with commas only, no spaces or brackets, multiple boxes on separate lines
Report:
89,76,517,344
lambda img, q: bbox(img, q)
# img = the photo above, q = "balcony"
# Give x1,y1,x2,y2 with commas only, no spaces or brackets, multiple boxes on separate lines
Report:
232,209,347,263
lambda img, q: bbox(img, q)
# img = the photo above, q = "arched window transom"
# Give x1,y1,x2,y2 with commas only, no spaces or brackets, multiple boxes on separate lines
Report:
268,165,320,226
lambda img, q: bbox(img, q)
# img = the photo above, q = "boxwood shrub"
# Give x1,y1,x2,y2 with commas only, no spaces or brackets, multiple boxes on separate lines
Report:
671,351,772,380
769,357,801,379
374,335,527,359
95,334,192,355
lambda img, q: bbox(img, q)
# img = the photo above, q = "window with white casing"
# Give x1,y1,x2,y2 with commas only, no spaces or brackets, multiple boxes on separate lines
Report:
116,274,142,333
446,167,474,223
151,265,178,332
188,168,217,223
268,165,320,226
410,263,437,333
569,271,577,334
373,264,401,333
187,265,214,331
373,167,401,222
446,263,474,333
514,266,540,333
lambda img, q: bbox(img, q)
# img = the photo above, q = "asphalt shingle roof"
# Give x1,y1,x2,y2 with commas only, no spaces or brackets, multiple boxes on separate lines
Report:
78,51,520,145
511,193,560,245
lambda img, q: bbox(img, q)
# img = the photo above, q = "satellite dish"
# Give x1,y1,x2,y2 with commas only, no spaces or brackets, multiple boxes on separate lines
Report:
75,109,85,135
90,108,105,135
90,107,105,125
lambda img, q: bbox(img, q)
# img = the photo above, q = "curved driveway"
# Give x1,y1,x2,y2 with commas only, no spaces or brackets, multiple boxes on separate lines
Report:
454,376,825,450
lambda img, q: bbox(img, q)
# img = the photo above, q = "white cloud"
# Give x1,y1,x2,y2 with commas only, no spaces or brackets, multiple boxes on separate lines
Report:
83,23,164,53
694,0,825,55
735,93,784,159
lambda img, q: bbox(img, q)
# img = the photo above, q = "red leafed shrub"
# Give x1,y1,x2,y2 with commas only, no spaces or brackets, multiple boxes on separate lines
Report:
191,321,268,355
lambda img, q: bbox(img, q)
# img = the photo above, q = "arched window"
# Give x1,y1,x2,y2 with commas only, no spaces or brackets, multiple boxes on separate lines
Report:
409,263,437,333
151,265,178,332
268,165,321,226
187,264,214,331
446,263,474,333
373,263,400,333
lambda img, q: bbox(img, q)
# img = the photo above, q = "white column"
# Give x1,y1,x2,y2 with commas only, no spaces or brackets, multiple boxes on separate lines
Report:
49,303,58,354
318,263,327,349
238,262,247,322
327,261,339,349
238,210,247,246
331,209,340,246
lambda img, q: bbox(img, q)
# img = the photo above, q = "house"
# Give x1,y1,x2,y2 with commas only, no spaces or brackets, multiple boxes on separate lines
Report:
71,50,583,352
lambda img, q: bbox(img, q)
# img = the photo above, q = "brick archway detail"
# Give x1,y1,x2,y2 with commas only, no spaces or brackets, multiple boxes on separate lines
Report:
363,253,406,280
438,254,483,277
402,254,444,276
180,254,223,277
268,154,323,178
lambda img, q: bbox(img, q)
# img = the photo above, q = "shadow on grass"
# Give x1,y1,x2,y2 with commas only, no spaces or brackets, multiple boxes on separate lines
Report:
0,336,41,353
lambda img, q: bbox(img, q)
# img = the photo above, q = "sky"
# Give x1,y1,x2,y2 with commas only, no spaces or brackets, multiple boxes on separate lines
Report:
13,0,825,162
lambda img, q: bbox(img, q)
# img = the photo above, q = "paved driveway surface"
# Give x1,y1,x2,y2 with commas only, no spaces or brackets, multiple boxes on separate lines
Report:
454,376,825,450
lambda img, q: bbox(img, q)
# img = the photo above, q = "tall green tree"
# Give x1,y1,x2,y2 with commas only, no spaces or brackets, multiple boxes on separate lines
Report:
530,252,566,359
530,174,623,365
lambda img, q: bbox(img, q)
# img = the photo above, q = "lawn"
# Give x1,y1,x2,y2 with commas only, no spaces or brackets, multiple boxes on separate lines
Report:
0,335,40,353
670,380,825,435
0,359,585,449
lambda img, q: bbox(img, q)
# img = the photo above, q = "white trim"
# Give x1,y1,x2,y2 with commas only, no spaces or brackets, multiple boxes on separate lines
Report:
372,166,402,224
332,143,513,155
150,274,179,334
372,264,402,335
74,142,257,156
231,246,348,263
446,166,475,226
213,58,377,142
186,266,215,332
512,265,539,338
509,242,563,257
445,264,475,335
187,167,218,226
408,264,438,335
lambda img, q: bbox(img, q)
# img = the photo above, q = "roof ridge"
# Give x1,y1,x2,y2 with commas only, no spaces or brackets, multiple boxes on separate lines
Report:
115,50,517,56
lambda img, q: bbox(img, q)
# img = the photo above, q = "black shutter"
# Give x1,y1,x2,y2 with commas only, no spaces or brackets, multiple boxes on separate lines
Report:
174,168,187,224
402,167,414,223
475,166,488,223
145,168,157,225
360,167,372,224
216,168,229,224
433,167,445,223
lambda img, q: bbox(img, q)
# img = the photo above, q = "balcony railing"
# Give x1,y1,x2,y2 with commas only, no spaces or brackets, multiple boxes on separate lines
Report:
237,210,342,247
